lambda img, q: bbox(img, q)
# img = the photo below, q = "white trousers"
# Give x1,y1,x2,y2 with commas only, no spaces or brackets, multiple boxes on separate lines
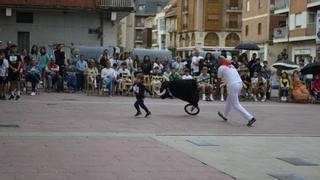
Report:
224,82,253,121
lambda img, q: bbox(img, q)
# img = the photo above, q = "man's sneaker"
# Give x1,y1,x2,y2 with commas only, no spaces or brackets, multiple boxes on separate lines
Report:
247,118,256,127
15,95,20,101
220,97,224,102
145,111,151,118
210,95,214,101
134,112,142,117
218,112,228,121
253,96,258,102
261,96,266,102
31,92,36,96
8,95,15,100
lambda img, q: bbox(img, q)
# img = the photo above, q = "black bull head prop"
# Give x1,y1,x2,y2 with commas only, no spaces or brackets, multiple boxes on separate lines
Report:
159,79,200,106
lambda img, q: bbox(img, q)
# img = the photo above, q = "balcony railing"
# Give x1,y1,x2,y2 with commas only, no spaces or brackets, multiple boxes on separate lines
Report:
183,5,188,11
274,0,289,10
308,0,320,3
99,0,133,8
273,27,288,39
135,22,145,27
306,23,316,36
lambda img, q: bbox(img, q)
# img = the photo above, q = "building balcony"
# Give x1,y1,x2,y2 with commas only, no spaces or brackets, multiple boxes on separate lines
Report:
98,0,134,11
225,23,241,31
226,5,242,13
273,0,289,14
273,27,288,43
135,22,145,28
183,5,188,12
306,23,316,36
307,0,320,8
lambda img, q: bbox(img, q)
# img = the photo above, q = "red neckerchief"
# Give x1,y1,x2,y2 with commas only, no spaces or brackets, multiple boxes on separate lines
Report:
222,60,232,68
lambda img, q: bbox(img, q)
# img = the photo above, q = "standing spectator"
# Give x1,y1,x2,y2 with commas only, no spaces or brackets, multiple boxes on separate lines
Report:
6,44,22,100
110,52,119,67
4,41,12,56
260,60,272,99
46,58,61,93
65,59,77,92
99,52,109,70
71,48,81,64
279,72,290,102
38,47,50,82
54,44,65,91
311,74,320,100
247,53,258,77
0,50,9,99
101,61,117,97
30,45,39,63
132,55,140,73
162,56,172,72
231,56,240,71
202,52,217,78
76,55,88,91
141,55,152,75
25,59,41,96
198,67,213,101
191,49,203,76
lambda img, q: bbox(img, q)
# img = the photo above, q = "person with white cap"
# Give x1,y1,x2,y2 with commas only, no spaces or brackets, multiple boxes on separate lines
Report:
217,55,256,127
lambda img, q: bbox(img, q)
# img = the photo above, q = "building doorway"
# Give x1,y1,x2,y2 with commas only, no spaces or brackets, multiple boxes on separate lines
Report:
17,32,30,53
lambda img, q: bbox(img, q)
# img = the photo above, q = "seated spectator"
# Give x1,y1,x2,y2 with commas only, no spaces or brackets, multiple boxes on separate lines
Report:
0,50,9,99
153,57,163,73
85,59,99,89
64,59,77,92
279,72,290,102
116,62,131,94
172,56,185,75
25,59,41,96
290,71,309,101
241,69,251,98
311,74,320,100
45,58,62,93
76,55,88,91
162,56,172,73
101,61,117,97
252,72,267,102
182,68,192,80
198,67,213,101
169,67,181,81
162,67,171,81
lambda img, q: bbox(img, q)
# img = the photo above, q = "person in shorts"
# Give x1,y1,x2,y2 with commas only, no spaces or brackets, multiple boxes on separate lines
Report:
6,44,22,100
0,50,9,99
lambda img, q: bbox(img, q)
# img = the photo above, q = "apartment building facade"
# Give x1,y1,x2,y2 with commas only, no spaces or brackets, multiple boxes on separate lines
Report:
118,0,169,51
176,0,242,58
242,0,319,63
272,0,319,63
0,0,134,52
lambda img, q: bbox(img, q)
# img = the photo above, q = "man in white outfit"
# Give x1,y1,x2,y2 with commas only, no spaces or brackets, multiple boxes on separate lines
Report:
217,56,256,127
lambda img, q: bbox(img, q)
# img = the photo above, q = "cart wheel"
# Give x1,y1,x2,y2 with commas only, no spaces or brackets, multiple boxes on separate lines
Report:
184,104,200,115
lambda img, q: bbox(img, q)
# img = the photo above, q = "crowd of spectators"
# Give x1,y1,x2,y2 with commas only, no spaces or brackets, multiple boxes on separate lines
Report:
0,40,319,103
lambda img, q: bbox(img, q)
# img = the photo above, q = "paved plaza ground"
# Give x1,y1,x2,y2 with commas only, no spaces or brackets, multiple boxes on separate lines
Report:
0,93,319,180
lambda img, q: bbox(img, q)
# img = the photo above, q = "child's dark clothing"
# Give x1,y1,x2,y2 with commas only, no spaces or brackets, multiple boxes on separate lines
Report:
132,82,152,115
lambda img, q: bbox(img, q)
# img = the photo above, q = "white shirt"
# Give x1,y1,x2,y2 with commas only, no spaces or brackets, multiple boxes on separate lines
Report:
191,55,203,73
101,67,117,80
153,63,163,71
117,68,131,76
218,65,242,87
0,59,9,77
182,75,193,80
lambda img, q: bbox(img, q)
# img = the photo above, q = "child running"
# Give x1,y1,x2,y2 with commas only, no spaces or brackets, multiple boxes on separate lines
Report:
131,73,152,117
